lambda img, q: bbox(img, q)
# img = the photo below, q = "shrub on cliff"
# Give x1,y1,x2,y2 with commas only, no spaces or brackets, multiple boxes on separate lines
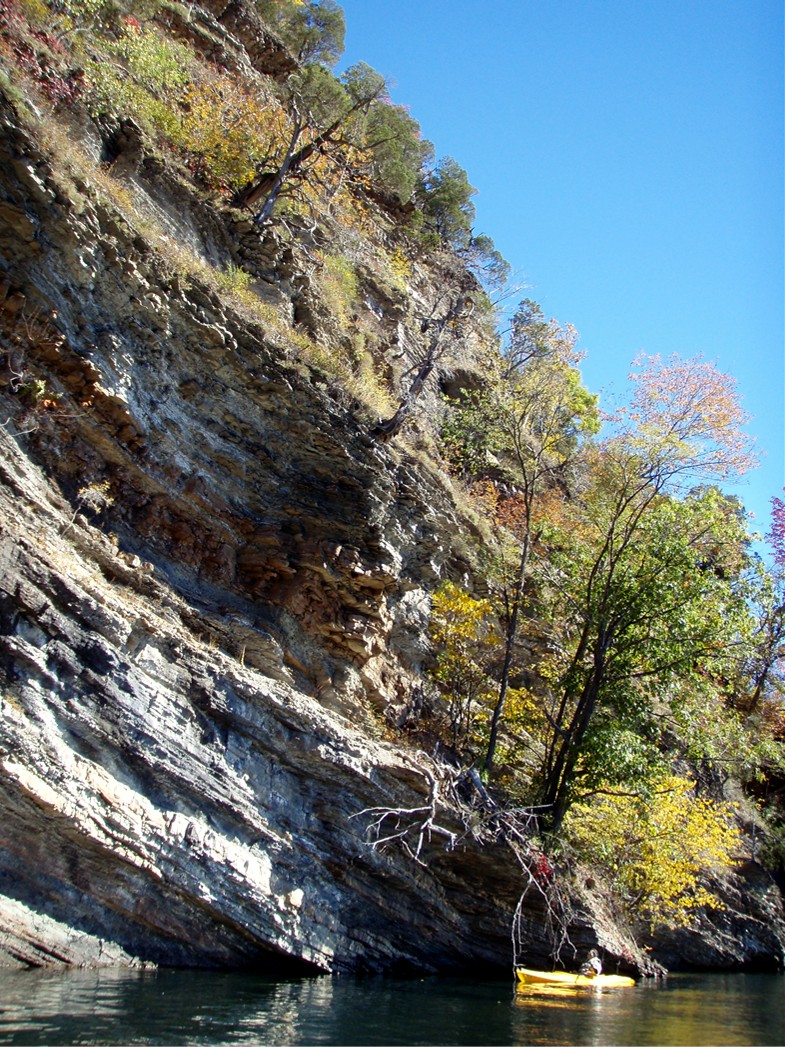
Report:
564,775,740,929
417,156,476,250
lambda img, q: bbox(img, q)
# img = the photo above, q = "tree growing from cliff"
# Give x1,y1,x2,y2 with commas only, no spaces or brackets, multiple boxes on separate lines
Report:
536,355,758,831
372,292,476,441
441,299,599,775
417,156,476,249
359,97,433,203
231,60,434,231
459,233,511,298
254,0,346,67
232,61,388,226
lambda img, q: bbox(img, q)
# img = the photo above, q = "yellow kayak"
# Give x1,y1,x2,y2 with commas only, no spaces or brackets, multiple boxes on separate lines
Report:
516,967,636,989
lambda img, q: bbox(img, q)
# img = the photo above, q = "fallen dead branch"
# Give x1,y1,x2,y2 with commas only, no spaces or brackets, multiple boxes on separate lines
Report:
353,753,577,965
352,753,458,864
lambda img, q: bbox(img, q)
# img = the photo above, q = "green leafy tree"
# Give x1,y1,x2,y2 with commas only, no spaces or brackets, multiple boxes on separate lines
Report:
255,0,346,67
770,494,785,565
544,489,752,813
503,299,564,373
359,98,433,203
442,300,599,775
418,156,476,248
743,497,785,715
460,233,511,298
725,554,785,717
537,354,758,831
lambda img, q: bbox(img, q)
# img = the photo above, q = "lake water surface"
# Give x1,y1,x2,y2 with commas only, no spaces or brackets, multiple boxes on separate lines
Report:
0,968,782,1046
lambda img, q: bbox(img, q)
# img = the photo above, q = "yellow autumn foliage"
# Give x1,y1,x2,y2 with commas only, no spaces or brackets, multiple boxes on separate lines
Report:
565,775,739,928
503,685,543,732
429,582,499,749
175,78,288,191
430,582,497,653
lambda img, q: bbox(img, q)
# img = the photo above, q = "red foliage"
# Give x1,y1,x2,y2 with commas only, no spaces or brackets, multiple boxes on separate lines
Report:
531,851,553,884
0,0,22,33
0,0,83,109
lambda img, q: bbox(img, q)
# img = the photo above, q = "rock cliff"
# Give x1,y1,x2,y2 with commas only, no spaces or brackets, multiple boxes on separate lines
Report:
0,77,547,975
0,1,782,977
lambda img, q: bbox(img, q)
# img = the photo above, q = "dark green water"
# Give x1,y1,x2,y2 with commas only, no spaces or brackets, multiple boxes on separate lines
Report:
0,968,782,1046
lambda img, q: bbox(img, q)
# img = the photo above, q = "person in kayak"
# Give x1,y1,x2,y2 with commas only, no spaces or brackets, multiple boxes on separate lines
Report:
579,949,603,977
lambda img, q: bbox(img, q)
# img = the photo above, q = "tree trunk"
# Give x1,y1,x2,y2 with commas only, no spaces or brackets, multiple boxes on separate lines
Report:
251,117,305,229
370,354,437,441
484,532,530,775
540,647,607,833
234,86,385,226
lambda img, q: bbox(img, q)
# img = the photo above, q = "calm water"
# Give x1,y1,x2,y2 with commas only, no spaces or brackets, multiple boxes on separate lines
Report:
0,968,783,1046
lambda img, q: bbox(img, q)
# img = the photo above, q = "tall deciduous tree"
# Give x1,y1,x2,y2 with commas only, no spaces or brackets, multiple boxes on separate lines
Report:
537,354,758,831
459,234,511,298
729,556,785,716
745,497,785,715
770,494,785,568
485,321,598,774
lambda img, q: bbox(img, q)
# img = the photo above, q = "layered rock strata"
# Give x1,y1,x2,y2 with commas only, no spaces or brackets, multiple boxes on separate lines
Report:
0,23,781,976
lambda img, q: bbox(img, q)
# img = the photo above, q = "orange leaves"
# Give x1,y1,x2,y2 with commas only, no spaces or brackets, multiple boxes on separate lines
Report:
617,353,758,485
761,697,785,741
467,480,500,516
495,492,528,533
472,482,569,547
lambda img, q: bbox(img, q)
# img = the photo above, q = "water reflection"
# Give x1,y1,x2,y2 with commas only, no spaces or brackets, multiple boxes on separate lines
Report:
512,981,630,1047
0,967,782,1046
0,970,518,1046
511,972,785,1047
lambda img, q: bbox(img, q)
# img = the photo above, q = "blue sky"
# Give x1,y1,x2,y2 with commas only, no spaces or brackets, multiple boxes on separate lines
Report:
336,0,783,546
